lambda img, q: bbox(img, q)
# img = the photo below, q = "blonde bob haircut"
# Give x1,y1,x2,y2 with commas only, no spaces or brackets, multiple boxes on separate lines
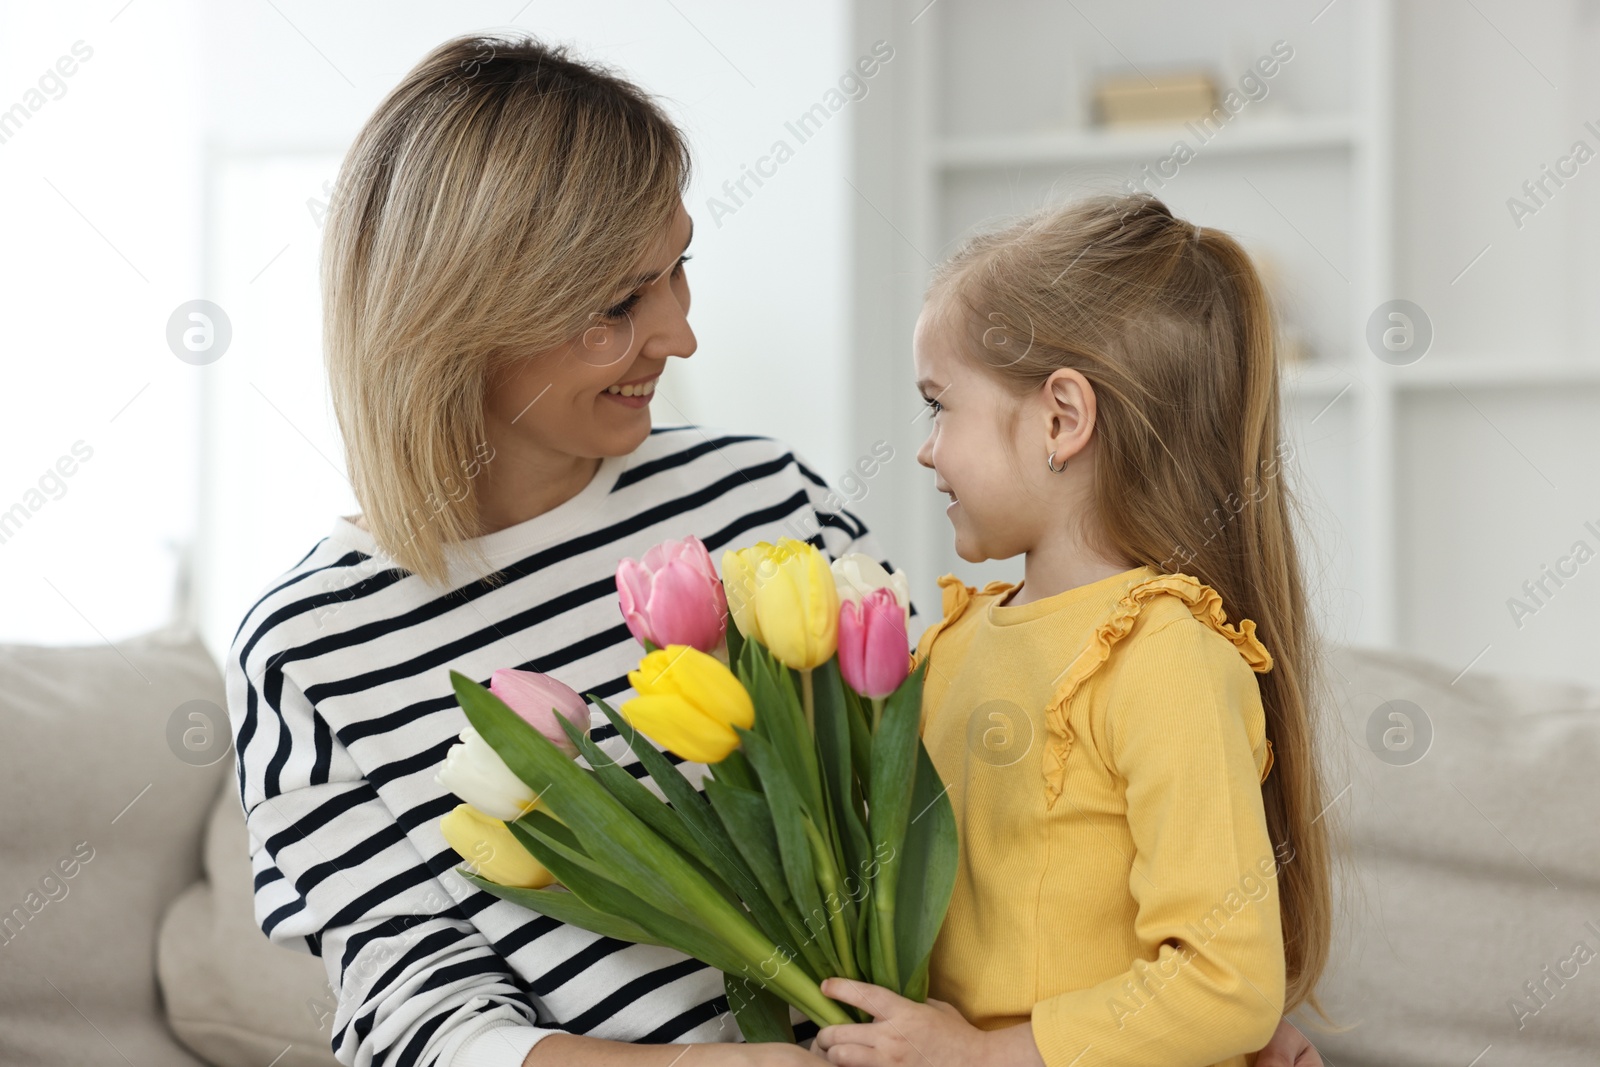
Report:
323,32,691,586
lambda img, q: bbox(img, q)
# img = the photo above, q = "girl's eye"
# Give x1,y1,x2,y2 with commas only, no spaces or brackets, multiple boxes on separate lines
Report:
674,253,692,277
923,396,943,416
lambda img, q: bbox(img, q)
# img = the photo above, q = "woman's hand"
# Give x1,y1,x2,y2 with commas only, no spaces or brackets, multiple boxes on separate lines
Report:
741,1041,831,1065
1256,1018,1323,1065
810,978,1043,1067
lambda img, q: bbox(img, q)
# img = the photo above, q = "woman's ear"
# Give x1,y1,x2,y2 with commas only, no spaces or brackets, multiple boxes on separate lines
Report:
1043,368,1096,451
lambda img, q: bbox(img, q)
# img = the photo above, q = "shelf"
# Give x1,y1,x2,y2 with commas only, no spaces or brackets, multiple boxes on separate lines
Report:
931,113,1360,170
1281,358,1600,400
1390,357,1600,390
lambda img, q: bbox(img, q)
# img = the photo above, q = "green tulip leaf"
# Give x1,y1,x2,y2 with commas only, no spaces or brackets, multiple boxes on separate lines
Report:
704,777,831,979
497,817,750,978
451,671,853,1032
458,870,663,948
737,726,844,978
892,743,958,1002
451,671,737,932
865,658,930,992
709,747,759,793
555,707,715,870
724,619,746,669
589,696,795,956
841,684,874,784
503,810,609,879
742,649,824,817
724,971,797,1044
811,658,871,892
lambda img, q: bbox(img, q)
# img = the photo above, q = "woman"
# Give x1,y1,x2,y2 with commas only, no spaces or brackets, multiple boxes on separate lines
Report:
225,32,1324,1067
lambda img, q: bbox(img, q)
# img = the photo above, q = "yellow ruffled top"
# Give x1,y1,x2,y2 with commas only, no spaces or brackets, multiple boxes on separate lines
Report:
912,565,1285,1067
913,569,1274,809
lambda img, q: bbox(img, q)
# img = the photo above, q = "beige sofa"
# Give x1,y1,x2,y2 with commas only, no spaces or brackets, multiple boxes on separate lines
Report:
1,628,1595,1066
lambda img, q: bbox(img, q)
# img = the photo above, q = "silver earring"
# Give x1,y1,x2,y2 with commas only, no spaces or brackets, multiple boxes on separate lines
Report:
1047,449,1067,473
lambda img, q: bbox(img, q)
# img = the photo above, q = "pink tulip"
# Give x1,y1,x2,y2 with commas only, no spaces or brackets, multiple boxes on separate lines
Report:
616,535,729,654
838,587,910,699
488,668,591,757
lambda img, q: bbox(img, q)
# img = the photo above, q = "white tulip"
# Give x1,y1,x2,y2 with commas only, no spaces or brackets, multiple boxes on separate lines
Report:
831,552,912,629
436,727,540,821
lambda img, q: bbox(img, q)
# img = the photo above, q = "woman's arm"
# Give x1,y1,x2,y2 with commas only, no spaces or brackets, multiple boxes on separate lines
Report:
229,649,559,1066
524,1035,824,1065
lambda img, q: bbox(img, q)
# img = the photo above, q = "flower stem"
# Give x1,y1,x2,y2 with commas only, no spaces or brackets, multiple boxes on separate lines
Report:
802,816,860,981
870,695,886,733
801,667,815,733
874,878,901,992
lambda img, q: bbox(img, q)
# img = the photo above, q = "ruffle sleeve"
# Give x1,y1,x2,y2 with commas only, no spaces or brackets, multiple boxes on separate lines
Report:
1041,572,1275,810
910,574,1014,670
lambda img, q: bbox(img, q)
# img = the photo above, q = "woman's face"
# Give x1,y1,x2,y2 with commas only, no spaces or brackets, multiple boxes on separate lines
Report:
485,201,697,460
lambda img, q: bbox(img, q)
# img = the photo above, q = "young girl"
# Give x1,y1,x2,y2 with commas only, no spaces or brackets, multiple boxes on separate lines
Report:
812,192,1331,1067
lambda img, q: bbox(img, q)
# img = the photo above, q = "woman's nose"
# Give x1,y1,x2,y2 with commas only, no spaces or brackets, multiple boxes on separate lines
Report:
641,307,696,363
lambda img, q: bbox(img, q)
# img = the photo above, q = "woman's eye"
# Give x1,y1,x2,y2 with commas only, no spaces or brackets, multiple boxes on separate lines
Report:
603,293,641,320
923,396,943,416
603,255,690,320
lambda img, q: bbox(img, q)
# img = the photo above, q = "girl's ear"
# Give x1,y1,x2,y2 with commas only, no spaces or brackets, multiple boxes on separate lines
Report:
1043,367,1097,444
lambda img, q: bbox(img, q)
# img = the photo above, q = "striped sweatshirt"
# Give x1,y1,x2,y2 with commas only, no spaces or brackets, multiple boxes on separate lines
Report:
225,425,921,1067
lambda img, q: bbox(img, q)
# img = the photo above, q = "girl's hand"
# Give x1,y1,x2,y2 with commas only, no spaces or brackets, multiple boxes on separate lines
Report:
811,978,1044,1067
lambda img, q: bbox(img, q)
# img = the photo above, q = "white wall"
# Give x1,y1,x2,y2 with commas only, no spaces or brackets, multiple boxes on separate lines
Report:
0,0,203,647
1,2,867,663
193,1,867,664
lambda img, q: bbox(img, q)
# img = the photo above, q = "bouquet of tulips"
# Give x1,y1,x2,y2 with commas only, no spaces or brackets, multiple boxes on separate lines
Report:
434,536,957,1042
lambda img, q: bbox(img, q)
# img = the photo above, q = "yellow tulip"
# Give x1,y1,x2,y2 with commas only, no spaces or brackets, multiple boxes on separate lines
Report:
722,539,839,671
720,545,766,646
440,803,557,889
623,644,756,763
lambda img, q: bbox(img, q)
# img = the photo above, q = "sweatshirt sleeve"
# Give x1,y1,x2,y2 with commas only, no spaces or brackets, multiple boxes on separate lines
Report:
227,638,563,1067
1028,615,1285,1066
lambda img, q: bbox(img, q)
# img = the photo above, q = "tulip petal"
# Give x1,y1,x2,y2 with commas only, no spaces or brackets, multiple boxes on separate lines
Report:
615,558,657,647
721,548,764,643
436,728,541,821
621,694,740,764
648,560,728,653
440,803,556,888
489,669,589,758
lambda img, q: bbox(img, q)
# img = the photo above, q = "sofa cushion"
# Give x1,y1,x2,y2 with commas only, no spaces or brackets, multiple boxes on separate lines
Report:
1304,645,1600,1065
0,627,227,1067
158,777,341,1067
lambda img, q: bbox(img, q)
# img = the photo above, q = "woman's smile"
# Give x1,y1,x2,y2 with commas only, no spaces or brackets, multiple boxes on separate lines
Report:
602,374,659,407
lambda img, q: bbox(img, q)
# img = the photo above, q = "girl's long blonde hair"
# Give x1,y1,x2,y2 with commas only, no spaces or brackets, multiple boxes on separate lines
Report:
323,32,691,586
928,191,1333,1014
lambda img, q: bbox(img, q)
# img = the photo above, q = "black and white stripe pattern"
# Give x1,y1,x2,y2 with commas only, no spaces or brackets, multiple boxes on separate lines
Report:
225,425,920,1067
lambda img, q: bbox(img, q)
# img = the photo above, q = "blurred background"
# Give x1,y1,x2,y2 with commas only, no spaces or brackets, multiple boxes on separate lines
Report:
5,0,1600,688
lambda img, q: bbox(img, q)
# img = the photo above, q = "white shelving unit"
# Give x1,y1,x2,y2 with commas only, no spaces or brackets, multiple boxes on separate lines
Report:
849,0,1402,647
849,0,1600,677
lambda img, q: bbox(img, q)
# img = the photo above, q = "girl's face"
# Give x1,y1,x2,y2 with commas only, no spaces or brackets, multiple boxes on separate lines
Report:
913,299,1041,564
912,297,1100,566
485,202,697,460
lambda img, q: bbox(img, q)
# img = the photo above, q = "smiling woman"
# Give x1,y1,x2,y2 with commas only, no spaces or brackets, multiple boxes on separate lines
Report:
227,31,913,1067
322,36,699,588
